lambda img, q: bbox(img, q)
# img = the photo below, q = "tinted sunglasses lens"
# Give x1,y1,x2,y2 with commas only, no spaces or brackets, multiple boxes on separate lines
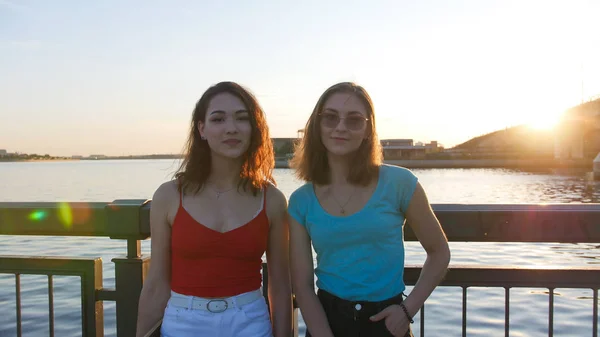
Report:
321,114,339,128
346,117,365,130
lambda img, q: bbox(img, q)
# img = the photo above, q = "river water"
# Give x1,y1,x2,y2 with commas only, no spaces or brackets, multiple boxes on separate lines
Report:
1,160,599,336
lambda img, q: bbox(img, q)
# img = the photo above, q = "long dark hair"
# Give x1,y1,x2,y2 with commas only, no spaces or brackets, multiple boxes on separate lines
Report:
290,82,382,185
175,81,275,195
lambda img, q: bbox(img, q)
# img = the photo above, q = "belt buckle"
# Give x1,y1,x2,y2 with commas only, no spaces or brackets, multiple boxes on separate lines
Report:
206,299,228,313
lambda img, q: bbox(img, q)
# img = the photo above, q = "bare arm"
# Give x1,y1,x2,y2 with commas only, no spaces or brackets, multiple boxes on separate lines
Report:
135,182,175,337
403,182,451,317
289,215,334,337
266,186,293,337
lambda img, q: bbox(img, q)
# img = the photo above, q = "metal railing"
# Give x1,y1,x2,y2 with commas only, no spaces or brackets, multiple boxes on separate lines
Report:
403,204,600,337
1,200,151,337
404,265,599,337
1,256,103,337
1,202,600,336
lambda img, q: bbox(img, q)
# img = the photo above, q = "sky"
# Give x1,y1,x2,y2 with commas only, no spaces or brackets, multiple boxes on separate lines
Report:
1,0,600,156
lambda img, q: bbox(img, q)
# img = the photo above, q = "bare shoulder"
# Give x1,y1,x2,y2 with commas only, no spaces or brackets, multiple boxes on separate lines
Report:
265,183,288,219
150,180,180,224
266,183,287,207
152,180,179,204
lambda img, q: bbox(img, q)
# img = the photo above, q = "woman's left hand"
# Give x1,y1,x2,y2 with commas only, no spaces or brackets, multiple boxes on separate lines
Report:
369,304,410,336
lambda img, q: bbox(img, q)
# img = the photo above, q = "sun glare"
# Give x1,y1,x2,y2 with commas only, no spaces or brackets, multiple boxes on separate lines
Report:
525,108,564,130
527,117,559,130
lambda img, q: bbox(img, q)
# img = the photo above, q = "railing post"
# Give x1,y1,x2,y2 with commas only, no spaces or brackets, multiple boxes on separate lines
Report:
112,255,151,336
106,199,152,337
81,258,104,337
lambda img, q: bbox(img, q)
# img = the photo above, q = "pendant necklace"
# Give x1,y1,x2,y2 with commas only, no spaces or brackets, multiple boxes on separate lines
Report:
207,183,234,199
330,186,357,215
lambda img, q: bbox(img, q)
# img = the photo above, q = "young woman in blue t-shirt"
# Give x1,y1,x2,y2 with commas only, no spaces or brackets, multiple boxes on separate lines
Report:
288,82,450,337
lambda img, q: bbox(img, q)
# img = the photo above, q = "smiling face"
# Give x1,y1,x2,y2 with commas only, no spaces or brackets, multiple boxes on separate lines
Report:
289,82,382,185
319,92,370,157
198,92,252,160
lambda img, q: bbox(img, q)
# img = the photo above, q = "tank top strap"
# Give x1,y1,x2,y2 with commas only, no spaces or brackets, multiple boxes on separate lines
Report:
178,179,184,207
262,186,267,210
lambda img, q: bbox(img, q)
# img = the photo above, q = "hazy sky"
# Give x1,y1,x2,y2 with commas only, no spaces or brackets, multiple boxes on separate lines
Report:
1,0,599,156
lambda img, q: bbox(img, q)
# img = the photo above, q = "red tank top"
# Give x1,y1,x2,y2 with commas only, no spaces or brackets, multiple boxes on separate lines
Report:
170,188,269,298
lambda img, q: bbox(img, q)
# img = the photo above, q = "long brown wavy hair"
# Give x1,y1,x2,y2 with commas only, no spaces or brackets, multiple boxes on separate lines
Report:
290,82,382,186
175,81,275,195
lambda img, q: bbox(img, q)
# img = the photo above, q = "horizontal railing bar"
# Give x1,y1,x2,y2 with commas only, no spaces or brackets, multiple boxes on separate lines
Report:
96,288,118,301
431,204,600,211
405,265,600,288
0,202,110,236
6,262,596,297
407,204,600,243
2,202,600,242
0,256,102,276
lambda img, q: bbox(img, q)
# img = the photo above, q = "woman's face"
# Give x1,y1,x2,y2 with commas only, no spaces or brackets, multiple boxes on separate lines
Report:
319,92,369,157
198,92,252,159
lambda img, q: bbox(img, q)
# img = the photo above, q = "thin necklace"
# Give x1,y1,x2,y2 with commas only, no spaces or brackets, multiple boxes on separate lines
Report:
330,186,357,215
206,183,234,199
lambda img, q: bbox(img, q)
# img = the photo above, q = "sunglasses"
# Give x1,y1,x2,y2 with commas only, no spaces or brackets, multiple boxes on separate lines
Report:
318,112,369,131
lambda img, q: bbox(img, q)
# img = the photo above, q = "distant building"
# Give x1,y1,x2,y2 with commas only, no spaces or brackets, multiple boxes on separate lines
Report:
88,155,107,159
72,155,84,159
272,138,296,158
0,149,6,156
381,139,414,147
381,139,442,159
426,141,440,152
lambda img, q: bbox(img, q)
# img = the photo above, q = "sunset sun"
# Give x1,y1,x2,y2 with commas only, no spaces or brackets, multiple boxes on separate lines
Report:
527,117,559,130
525,109,563,130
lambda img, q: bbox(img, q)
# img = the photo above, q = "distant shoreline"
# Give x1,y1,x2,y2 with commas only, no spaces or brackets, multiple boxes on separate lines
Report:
0,158,78,163
276,158,594,169
383,159,592,169
2,157,593,170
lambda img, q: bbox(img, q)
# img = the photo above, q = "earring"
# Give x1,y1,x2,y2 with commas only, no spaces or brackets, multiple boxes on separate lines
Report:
201,135,206,140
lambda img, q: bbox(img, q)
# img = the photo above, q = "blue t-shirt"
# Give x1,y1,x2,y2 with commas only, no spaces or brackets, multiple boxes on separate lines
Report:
288,164,418,301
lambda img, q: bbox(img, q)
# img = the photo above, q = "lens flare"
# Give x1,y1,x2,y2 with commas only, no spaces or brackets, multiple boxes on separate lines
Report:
71,203,92,226
58,202,73,229
28,210,47,221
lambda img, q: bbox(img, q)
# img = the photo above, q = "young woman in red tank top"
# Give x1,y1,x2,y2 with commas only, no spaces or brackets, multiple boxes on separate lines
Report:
136,82,292,337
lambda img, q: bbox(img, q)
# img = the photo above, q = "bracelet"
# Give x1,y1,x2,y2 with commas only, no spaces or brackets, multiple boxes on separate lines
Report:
399,303,414,324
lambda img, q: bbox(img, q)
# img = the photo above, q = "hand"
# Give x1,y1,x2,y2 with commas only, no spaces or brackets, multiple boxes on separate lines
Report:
369,304,410,337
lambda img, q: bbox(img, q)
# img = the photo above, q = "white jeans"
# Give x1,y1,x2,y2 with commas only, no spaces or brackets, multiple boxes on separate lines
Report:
160,289,273,337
